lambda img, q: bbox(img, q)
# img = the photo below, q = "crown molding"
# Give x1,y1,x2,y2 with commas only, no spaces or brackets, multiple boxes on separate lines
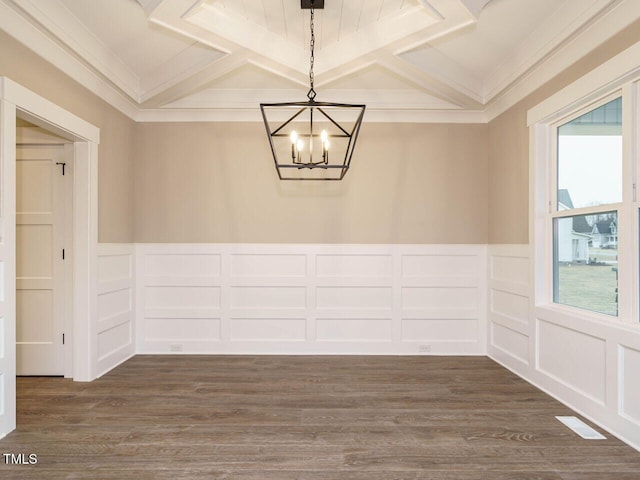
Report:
162,88,458,109
10,0,140,101
135,106,487,124
0,0,139,119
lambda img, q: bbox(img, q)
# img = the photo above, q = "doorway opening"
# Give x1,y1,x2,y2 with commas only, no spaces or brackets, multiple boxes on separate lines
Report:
16,121,73,377
0,76,101,438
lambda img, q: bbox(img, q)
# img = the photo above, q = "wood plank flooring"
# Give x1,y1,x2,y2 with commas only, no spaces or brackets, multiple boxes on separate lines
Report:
1,355,639,479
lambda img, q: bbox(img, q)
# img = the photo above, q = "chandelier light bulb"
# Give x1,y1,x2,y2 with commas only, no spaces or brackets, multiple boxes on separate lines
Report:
321,130,330,152
322,136,329,164
290,130,298,144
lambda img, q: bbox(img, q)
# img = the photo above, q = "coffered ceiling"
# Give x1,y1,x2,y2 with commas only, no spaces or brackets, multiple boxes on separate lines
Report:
1,0,638,122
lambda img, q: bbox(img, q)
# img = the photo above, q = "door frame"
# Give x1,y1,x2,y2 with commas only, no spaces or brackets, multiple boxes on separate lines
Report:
0,77,100,438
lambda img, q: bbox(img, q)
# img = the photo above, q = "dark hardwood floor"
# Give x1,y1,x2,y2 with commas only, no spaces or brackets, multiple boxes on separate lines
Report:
1,355,639,479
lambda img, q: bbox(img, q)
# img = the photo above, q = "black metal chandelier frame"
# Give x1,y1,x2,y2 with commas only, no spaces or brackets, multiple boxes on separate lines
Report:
260,0,365,181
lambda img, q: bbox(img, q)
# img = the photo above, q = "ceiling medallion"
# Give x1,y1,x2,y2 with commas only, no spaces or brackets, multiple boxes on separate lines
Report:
260,0,365,180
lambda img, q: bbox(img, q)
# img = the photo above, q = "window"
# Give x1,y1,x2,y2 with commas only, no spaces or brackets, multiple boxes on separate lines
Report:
529,46,640,327
552,97,622,317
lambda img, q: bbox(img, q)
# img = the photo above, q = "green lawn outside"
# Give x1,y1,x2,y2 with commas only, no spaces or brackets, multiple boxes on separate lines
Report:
557,263,618,316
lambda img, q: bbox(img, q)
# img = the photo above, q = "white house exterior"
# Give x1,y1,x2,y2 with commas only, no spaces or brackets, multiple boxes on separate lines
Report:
591,219,618,248
556,217,591,263
556,189,592,263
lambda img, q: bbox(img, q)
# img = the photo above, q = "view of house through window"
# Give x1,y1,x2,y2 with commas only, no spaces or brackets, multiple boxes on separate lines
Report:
553,97,622,316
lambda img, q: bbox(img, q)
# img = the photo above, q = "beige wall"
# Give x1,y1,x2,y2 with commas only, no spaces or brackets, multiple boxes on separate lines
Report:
134,122,488,244
488,19,640,244
0,30,135,243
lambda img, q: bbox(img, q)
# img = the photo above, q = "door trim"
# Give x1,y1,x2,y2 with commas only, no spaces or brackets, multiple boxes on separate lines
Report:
0,76,100,438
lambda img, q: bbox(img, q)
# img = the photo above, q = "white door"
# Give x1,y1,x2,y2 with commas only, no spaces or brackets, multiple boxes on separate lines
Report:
16,145,66,375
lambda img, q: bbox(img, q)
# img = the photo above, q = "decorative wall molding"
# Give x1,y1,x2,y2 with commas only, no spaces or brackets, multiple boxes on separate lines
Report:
488,244,640,452
135,107,487,124
96,244,135,377
487,244,530,368
134,243,488,355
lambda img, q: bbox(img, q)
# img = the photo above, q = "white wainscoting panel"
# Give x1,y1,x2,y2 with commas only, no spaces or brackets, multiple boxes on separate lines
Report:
316,318,393,342
620,345,640,425
537,319,606,404
146,318,221,342
487,244,640,452
136,244,487,355
317,254,393,278
317,286,392,310
232,254,306,277
490,321,529,364
96,244,135,376
402,319,478,342
488,245,530,367
231,318,306,342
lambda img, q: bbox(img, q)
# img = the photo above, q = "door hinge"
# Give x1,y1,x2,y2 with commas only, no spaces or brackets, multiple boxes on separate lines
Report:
62,248,65,260
55,162,66,175
62,333,65,345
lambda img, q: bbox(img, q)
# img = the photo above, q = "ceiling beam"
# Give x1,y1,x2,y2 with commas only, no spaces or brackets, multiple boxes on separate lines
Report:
375,53,483,109
139,50,253,108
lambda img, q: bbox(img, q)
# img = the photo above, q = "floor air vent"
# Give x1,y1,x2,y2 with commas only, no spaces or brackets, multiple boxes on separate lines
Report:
556,416,606,440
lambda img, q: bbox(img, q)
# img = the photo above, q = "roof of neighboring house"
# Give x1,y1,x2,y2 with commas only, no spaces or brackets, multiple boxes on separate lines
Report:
558,189,574,209
573,215,592,234
558,189,596,234
592,219,617,235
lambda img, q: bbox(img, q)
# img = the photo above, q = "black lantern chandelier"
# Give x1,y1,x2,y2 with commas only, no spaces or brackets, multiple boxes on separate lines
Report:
260,0,365,180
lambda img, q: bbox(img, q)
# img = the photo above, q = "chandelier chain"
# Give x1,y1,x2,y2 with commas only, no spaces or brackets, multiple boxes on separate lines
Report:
307,3,316,101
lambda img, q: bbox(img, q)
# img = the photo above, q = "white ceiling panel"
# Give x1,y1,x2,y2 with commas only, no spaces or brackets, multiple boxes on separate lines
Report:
322,64,430,90
422,0,563,78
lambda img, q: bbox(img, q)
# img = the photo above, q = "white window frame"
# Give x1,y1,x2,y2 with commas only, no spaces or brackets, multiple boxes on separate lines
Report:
528,42,640,327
